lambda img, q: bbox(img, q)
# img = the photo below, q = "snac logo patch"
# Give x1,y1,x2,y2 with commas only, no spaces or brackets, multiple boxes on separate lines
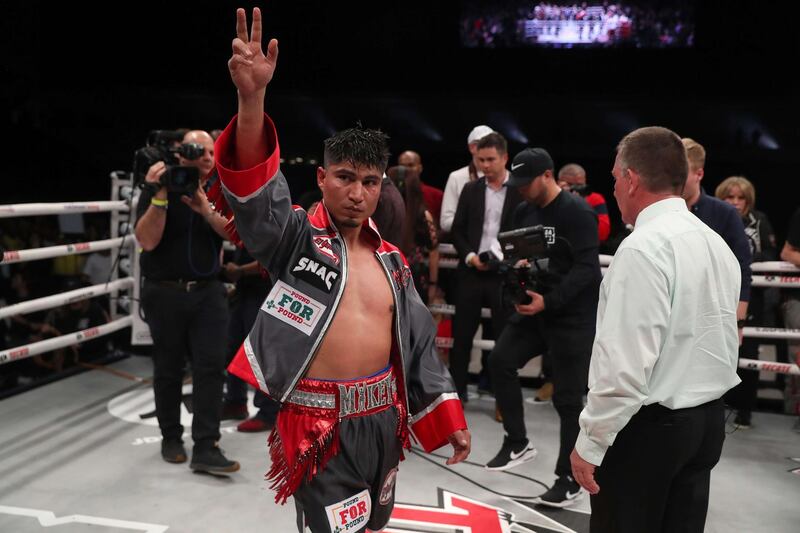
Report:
262,281,325,335
325,489,371,532
291,254,340,293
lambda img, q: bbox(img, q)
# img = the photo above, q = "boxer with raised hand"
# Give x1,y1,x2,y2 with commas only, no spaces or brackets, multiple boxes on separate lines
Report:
213,8,470,532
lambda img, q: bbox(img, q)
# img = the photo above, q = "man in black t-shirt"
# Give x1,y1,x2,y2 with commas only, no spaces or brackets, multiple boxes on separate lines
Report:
485,148,601,508
134,129,239,474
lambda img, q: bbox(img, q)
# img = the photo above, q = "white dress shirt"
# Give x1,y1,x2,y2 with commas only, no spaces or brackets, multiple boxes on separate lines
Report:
575,197,741,465
440,165,484,232
476,172,509,257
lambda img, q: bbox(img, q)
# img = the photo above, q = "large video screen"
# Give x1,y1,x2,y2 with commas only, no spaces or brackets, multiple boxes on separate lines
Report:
460,1,694,49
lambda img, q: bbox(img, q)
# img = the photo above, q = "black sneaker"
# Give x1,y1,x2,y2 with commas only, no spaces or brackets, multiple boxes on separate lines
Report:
485,437,538,471
734,411,752,429
161,439,187,464
536,475,584,508
190,444,240,475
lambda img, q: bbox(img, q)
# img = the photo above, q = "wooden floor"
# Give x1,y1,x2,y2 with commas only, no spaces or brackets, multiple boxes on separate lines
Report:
0,355,797,533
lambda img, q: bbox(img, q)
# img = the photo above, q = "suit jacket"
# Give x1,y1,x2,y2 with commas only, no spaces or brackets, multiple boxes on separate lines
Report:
451,176,523,266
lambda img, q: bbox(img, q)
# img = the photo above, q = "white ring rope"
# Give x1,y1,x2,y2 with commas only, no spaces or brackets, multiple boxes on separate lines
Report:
0,201,130,218
0,316,133,366
0,278,134,320
738,358,800,376
751,261,800,273
1,235,135,265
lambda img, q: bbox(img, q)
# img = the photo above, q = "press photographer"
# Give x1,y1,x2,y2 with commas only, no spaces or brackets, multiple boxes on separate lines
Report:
134,129,239,474
484,147,602,508
134,129,206,194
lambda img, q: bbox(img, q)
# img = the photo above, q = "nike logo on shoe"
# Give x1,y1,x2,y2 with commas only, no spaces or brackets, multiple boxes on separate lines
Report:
510,446,531,460
565,489,581,499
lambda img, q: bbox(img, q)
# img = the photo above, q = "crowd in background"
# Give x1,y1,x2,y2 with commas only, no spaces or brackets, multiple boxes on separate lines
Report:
0,215,113,392
461,1,694,48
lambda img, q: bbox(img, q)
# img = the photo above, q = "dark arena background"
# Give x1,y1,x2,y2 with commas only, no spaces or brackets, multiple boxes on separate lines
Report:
2,2,799,532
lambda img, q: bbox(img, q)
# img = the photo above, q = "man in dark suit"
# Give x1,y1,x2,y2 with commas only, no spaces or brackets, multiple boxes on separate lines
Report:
450,132,523,402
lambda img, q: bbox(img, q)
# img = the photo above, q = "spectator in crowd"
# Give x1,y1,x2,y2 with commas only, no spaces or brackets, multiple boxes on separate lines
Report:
135,129,239,474
39,281,111,369
220,247,280,432
450,132,522,403
557,163,611,242
486,148,600,510
82,249,112,285
440,125,494,234
398,150,443,225
716,176,779,427
779,207,800,431
387,165,440,303
681,138,752,344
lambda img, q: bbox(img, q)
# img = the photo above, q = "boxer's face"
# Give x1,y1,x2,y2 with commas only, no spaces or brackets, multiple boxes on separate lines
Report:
317,162,382,228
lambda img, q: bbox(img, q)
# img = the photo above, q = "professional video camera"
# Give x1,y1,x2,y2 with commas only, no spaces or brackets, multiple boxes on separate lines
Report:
132,130,204,194
496,225,572,306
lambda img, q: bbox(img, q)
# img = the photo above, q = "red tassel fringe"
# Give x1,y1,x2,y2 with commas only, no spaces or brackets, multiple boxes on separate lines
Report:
266,419,341,505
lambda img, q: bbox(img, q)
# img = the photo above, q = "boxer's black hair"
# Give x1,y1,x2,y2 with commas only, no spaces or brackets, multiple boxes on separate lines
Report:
323,126,390,172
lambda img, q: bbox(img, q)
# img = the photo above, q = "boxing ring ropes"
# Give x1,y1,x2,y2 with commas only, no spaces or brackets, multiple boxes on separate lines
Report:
2,176,800,380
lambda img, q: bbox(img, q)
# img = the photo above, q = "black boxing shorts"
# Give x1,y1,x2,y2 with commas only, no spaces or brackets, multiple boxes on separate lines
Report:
266,365,407,533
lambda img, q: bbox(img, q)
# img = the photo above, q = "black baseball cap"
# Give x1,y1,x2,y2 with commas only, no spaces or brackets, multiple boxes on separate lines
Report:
507,148,554,188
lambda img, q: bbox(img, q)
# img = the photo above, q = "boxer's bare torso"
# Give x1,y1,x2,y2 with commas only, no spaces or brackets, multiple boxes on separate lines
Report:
306,234,394,379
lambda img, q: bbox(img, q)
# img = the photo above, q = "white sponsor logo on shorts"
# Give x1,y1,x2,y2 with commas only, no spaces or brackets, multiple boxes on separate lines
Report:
325,489,371,532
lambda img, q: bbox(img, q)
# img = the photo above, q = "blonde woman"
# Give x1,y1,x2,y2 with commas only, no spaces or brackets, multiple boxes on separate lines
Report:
716,176,778,428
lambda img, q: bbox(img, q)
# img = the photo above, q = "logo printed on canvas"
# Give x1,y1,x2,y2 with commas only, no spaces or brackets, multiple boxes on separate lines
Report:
262,281,326,335
325,489,371,532
291,254,340,293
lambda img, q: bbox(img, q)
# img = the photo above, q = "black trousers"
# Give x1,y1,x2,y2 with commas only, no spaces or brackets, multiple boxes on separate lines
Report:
450,268,507,398
142,280,229,448
590,399,725,533
490,317,593,477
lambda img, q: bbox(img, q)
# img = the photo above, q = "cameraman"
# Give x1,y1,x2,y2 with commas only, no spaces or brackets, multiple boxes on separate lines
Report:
485,148,601,508
135,129,239,474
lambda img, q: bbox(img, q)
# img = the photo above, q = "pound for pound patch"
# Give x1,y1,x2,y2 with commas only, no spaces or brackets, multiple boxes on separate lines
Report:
325,489,371,532
262,281,325,335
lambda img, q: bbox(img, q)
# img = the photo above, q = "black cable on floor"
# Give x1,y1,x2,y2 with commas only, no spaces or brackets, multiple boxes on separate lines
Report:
409,446,550,499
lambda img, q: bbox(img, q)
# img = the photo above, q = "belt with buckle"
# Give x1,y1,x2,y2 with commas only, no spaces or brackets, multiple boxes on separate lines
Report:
151,279,213,292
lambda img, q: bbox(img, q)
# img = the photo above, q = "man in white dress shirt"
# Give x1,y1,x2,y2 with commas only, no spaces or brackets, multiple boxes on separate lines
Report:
570,126,741,533
439,125,494,234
